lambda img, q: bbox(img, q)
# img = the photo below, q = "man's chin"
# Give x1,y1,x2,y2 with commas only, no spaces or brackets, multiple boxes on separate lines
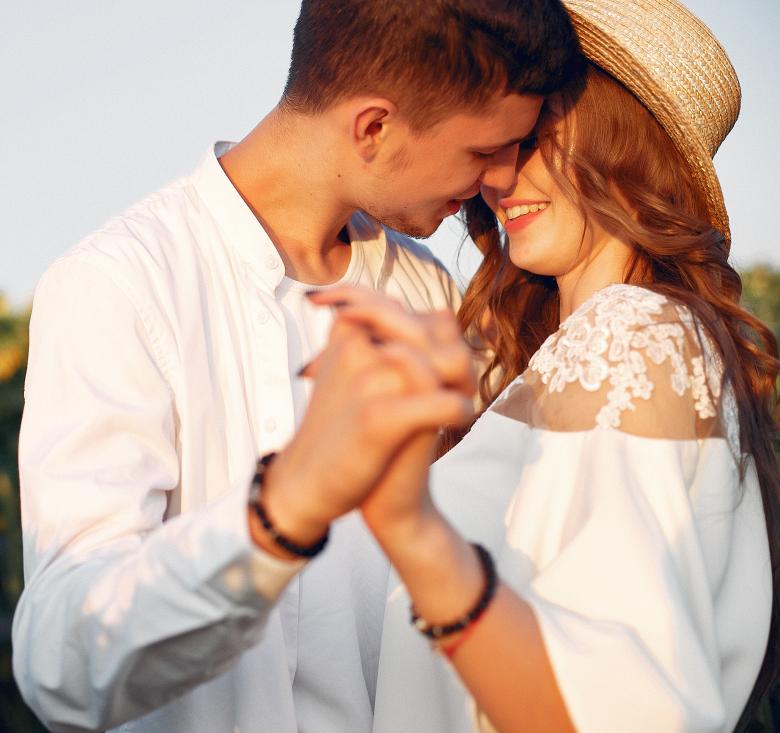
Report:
374,214,442,240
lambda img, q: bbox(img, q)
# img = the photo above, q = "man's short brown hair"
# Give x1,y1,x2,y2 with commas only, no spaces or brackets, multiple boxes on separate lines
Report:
282,0,581,129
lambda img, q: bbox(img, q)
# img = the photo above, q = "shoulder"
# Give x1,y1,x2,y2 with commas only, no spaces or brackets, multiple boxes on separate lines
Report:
355,212,461,310
530,284,708,389
349,210,448,273
43,178,201,307
517,285,726,436
389,230,462,309
31,181,200,358
384,227,447,269
555,283,691,342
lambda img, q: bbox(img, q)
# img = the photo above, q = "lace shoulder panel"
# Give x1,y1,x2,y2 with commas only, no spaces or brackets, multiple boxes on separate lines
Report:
492,285,735,444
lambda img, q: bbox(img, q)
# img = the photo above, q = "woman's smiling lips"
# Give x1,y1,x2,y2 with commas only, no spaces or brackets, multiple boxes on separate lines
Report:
500,197,550,233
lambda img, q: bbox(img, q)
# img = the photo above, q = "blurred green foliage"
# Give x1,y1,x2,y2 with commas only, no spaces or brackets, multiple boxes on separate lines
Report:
0,298,43,732
0,268,779,732
742,265,780,347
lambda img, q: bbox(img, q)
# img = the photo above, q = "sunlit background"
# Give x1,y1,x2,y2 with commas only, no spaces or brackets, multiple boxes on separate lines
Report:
0,3,779,731
0,0,778,302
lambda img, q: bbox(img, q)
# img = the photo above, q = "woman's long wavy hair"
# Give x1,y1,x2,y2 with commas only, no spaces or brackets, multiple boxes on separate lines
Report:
455,63,779,726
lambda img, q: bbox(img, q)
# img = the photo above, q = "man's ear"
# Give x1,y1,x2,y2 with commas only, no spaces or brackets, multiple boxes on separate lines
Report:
352,99,398,162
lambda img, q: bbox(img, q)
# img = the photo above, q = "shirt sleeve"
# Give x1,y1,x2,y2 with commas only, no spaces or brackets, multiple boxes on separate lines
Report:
438,257,463,312
381,231,463,314
12,255,303,733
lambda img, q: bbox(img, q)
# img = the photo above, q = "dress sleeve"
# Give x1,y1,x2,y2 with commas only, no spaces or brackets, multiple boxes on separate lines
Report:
502,428,732,732
12,255,302,733
483,287,752,732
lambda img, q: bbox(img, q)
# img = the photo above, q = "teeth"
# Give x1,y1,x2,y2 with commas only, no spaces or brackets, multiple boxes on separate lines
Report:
505,202,547,220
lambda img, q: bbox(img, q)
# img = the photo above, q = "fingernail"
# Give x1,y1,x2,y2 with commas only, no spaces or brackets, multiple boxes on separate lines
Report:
296,361,311,377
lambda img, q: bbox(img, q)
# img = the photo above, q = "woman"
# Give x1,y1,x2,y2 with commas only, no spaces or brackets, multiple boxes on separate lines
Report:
266,0,778,730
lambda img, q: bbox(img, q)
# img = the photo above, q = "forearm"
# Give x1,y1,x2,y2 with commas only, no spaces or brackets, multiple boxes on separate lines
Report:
13,486,301,732
375,516,575,733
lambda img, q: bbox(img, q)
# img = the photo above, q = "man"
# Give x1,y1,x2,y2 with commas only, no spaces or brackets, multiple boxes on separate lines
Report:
13,1,579,731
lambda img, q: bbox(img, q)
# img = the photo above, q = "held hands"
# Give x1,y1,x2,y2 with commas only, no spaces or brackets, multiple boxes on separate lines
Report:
253,291,574,733
257,287,475,553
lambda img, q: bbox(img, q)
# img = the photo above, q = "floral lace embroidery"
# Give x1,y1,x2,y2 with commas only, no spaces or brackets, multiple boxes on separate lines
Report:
527,285,723,430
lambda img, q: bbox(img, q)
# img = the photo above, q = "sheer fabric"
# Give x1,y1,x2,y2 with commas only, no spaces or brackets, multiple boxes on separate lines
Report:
374,284,771,733
493,285,736,445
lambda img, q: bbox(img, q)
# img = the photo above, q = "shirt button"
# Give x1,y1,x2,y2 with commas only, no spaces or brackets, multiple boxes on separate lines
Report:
264,418,277,432
256,307,270,324
265,255,280,269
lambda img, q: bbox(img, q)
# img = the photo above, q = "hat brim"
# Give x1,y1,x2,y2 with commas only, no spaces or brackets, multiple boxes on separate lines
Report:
566,3,734,244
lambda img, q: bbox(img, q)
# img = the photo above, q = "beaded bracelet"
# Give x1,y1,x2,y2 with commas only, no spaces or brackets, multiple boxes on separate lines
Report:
248,452,330,558
410,543,497,641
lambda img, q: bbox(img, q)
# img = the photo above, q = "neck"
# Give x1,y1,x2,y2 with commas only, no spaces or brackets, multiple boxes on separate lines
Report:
556,235,634,321
219,107,355,284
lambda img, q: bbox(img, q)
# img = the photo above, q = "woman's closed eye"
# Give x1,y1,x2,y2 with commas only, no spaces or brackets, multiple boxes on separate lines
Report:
473,148,501,160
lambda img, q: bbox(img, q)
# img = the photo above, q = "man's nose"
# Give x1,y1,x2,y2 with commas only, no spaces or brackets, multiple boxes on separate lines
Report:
479,143,519,194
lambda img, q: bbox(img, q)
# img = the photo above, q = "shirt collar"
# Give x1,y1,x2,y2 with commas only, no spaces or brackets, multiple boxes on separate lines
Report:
189,142,284,288
190,142,388,290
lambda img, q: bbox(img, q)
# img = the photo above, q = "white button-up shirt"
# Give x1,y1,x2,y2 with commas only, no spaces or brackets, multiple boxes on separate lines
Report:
13,143,461,733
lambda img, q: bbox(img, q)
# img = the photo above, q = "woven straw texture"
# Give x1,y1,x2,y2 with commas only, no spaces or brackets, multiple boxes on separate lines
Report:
562,0,740,243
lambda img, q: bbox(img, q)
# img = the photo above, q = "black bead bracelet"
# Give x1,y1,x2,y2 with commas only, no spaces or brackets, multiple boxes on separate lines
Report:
410,543,497,640
248,452,330,559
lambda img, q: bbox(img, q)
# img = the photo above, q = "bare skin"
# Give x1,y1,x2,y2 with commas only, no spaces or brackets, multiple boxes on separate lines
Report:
300,118,643,727
220,94,542,284
479,114,634,321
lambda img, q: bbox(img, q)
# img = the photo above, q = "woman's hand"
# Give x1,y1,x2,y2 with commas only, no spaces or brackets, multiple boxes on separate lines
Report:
257,288,474,551
306,287,476,543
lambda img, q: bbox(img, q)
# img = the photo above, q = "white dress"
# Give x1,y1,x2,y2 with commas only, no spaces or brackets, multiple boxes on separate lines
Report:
373,284,772,733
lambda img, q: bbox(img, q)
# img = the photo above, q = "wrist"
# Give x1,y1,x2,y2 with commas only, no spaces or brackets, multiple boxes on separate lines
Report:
247,453,331,559
371,507,451,567
363,489,443,549
411,543,497,646
376,517,486,632
267,454,334,537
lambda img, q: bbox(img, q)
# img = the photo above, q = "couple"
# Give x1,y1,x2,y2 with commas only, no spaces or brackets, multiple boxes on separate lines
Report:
13,0,777,732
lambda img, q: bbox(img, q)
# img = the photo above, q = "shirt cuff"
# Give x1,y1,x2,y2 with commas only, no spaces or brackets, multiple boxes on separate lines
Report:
203,478,306,606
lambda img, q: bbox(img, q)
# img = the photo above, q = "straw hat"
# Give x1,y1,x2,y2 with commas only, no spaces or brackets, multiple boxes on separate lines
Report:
561,0,741,244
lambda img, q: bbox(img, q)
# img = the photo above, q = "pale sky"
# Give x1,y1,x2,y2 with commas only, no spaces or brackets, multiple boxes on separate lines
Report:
1,1,778,305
